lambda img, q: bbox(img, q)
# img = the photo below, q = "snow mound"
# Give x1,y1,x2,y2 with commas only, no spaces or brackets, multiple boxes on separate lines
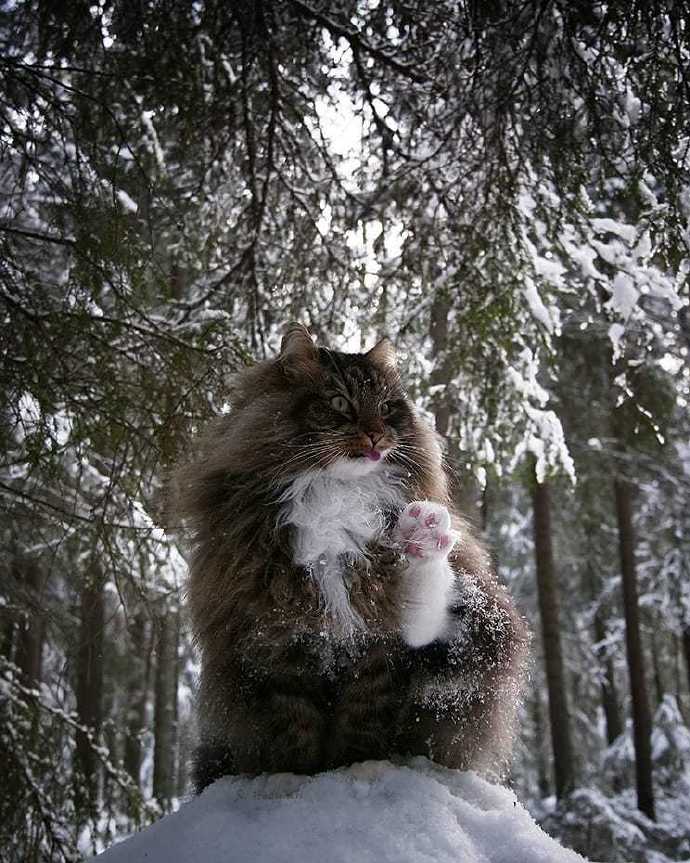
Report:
94,758,588,863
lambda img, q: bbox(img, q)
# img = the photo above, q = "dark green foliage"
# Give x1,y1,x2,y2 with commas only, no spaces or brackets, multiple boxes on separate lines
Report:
0,0,688,859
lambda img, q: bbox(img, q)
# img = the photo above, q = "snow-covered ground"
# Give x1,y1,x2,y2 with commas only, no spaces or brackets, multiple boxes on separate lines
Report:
94,758,588,863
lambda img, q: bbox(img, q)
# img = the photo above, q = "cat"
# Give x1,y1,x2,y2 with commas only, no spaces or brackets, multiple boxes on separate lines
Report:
169,323,529,791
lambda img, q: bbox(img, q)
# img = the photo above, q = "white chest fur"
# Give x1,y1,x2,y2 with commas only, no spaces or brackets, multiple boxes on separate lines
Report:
278,465,406,631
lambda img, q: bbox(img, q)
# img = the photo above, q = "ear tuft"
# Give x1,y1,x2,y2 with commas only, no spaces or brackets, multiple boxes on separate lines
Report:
366,337,397,370
280,322,316,356
279,322,318,380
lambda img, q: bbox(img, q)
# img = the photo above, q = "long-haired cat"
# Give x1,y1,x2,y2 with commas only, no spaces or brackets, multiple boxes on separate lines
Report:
170,323,528,790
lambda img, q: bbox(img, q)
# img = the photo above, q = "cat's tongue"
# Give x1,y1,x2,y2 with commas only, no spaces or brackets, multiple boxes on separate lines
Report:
364,448,382,461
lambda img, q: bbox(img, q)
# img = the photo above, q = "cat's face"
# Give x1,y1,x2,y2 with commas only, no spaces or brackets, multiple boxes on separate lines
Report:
278,327,416,479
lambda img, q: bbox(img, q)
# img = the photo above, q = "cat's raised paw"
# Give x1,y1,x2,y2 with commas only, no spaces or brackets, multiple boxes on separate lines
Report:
396,500,455,561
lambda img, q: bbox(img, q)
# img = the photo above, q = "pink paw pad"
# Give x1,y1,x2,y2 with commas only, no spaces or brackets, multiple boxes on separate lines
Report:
395,500,455,562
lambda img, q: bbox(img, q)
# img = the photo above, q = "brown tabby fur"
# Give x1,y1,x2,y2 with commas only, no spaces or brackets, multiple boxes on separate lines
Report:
168,324,529,790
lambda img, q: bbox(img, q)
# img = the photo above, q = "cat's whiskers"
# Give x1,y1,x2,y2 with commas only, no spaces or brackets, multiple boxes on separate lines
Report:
395,438,429,454
282,439,341,452
269,448,334,480
391,449,419,473
269,442,345,484
314,448,345,472
284,430,348,446
396,437,457,475
273,445,340,474
394,446,426,464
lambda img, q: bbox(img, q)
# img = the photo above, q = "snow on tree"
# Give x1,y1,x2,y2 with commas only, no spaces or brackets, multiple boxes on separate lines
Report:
1,1,689,860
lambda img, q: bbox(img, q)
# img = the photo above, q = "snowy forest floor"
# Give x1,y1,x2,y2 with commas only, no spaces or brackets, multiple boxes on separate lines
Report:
92,758,589,863
90,753,690,863
82,682,690,863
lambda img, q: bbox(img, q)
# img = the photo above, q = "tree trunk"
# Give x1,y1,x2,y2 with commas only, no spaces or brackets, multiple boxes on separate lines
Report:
613,476,656,820
531,694,551,798
683,628,690,700
0,618,12,662
124,611,151,787
176,718,191,799
586,562,623,745
650,628,665,707
429,291,452,438
75,564,105,802
14,556,45,685
530,469,575,798
594,609,624,746
675,634,690,726
153,605,179,807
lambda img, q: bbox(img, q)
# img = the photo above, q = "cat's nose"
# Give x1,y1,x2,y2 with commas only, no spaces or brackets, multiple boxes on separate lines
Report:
364,431,383,448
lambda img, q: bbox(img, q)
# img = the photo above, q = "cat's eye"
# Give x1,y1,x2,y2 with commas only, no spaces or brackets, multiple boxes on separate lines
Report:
380,401,392,417
330,395,351,415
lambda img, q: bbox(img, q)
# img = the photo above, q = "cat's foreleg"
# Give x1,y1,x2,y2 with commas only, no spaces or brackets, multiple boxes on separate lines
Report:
327,643,404,768
396,501,457,648
251,650,329,774
261,688,326,774
393,501,529,772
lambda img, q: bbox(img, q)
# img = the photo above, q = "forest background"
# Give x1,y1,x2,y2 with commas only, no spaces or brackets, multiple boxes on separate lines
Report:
1,2,689,861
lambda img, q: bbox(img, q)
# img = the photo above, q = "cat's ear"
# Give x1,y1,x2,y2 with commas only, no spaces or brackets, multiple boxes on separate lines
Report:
279,322,319,380
366,337,397,371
